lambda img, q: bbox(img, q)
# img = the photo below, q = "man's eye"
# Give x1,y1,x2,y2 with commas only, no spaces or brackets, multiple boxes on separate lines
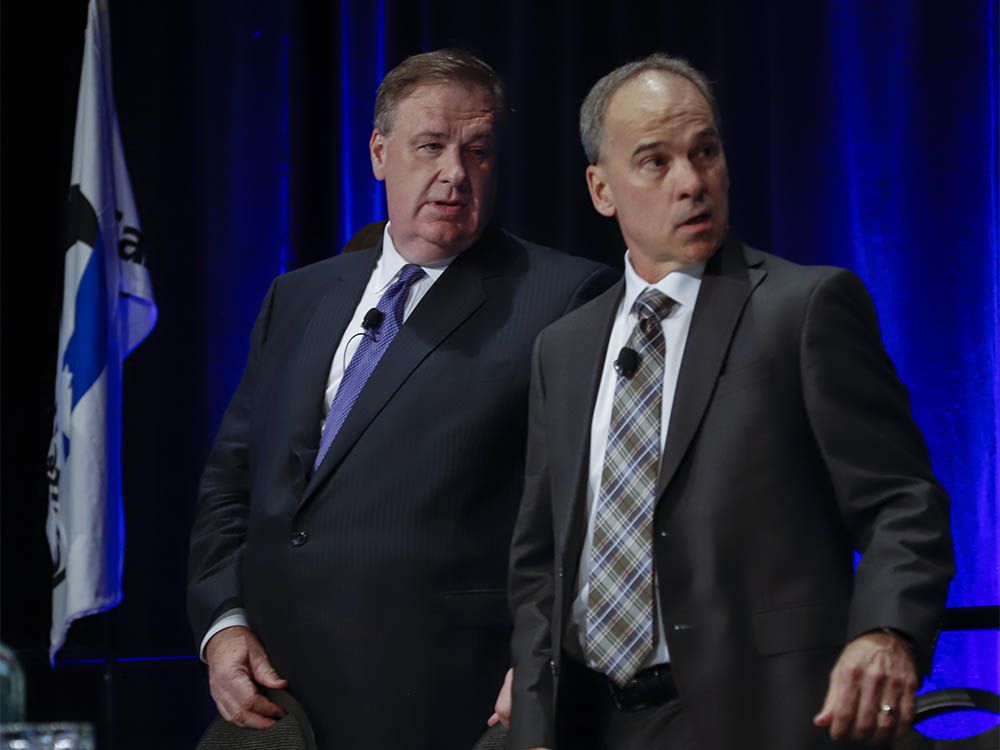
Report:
696,144,719,160
419,143,442,153
641,156,665,169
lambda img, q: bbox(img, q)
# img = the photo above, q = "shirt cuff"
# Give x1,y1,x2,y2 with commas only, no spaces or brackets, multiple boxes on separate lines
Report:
199,608,249,662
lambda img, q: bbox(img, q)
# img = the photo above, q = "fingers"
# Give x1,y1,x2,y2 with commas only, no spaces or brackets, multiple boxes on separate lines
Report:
894,678,917,740
814,653,859,739
816,631,918,745
869,682,901,747
813,676,837,727
248,639,288,689
205,626,288,730
850,664,884,742
490,668,513,730
830,667,861,741
211,667,282,729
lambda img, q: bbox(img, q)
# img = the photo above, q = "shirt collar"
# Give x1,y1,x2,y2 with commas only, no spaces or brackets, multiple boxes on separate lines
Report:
621,249,705,318
376,222,453,291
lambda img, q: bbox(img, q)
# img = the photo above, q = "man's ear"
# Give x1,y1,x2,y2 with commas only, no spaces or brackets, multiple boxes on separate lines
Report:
370,129,386,181
586,164,616,218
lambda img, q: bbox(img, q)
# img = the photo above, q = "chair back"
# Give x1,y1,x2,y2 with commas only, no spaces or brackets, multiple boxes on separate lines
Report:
892,687,1000,750
196,688,316,750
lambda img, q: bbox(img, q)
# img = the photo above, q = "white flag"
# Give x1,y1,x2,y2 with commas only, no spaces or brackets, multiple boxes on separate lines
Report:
47,0,157,665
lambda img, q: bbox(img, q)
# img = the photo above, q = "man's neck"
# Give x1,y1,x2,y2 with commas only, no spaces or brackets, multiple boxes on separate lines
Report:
388,226,475,267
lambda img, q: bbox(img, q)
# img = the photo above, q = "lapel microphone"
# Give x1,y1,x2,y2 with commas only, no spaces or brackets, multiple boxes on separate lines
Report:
362,308,384,333
342,309,386,371
615,347,639,378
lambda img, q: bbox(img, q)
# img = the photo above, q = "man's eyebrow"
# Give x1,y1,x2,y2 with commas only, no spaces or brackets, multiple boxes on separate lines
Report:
631,140,666,159
631,127,721,159
410,130,448,142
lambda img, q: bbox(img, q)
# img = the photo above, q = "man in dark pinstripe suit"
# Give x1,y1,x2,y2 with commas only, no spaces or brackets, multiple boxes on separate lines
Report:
187,49,617,749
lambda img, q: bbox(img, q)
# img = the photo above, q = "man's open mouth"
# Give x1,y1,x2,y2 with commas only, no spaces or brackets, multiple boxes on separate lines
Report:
680,211,710,227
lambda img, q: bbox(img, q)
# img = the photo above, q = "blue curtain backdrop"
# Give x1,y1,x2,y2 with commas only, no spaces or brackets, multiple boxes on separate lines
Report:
194,0,998,734
199,0,997,735
1,0,995,746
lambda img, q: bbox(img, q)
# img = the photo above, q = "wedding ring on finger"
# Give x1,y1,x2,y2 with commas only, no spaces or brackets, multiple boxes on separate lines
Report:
879,704,896,717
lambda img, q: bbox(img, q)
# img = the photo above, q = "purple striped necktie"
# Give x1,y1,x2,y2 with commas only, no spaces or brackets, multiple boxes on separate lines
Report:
313,263,426,471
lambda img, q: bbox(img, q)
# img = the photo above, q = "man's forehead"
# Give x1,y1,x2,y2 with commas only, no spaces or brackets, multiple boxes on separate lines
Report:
609,71,713,126
399,83,495,116
602,72,714,150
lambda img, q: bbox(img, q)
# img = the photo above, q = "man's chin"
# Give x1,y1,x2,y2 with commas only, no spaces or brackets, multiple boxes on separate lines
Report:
423,223,482,252
402,225,481,262
679,232,724,263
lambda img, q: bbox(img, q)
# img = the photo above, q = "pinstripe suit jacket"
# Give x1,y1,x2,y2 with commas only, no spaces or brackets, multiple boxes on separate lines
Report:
188,226,618,749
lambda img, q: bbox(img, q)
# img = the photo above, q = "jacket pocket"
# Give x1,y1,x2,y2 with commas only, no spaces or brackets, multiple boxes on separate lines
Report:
752,601,848,656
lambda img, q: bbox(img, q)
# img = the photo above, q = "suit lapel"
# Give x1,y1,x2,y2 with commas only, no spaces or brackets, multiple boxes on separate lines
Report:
288,245,380,479
555,281,623,563
655,236,767,500
298,233,499,512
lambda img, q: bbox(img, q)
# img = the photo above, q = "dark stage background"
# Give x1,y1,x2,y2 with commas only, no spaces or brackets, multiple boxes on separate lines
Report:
2,1,997,747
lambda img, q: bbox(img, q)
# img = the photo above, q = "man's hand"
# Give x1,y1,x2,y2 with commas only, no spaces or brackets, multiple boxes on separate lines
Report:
205,625,289,729
814,630,918,745
487,667,513,729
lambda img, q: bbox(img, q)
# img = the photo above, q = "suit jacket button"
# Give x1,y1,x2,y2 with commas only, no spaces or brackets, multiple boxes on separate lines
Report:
658,529,670,538
290,531,309,547
549,659,558,677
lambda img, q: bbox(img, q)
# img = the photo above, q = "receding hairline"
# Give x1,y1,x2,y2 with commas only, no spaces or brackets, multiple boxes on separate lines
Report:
580,54,720,165
606,69,717,128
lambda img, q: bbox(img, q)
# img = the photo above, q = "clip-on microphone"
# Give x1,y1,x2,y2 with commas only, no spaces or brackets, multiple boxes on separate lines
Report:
342,308,386,370
614,347,639,378
361,308,384,334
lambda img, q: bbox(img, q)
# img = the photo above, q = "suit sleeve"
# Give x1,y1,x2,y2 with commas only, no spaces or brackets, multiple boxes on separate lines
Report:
508,332,558,750
187,280,277,646
799,269,954,673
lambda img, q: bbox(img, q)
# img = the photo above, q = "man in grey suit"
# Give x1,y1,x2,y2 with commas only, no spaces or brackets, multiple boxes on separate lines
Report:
507,54,953,750
188,49,617,749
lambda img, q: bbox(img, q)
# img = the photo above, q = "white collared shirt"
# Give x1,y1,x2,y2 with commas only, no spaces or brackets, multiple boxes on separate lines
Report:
570,250,704,670
200,222,454,659
318,224,453,429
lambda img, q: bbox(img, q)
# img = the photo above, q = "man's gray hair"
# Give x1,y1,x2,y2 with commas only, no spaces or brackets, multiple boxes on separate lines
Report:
374,49,507,136
579,54,720,165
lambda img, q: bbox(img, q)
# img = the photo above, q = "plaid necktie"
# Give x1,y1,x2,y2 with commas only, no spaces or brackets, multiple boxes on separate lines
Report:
313,263,426,471
585,287,677,686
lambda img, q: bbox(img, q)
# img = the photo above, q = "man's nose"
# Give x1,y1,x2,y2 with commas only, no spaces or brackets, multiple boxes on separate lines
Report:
674,159,707,200
439,147,469,187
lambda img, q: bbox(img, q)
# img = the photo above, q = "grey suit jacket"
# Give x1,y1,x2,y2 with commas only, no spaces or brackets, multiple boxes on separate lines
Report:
508,234,953,750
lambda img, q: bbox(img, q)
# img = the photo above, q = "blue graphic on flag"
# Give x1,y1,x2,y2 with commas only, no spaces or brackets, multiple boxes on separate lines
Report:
63,226,109,413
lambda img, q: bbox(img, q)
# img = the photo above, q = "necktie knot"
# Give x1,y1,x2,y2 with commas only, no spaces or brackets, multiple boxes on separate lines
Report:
378,263,426,326
633,288,676,322
633,288,676,334
395,263,426,289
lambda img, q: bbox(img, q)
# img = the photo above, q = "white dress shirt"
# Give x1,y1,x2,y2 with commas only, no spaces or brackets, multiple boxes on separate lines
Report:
570,250,704,670
199,223,454,659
